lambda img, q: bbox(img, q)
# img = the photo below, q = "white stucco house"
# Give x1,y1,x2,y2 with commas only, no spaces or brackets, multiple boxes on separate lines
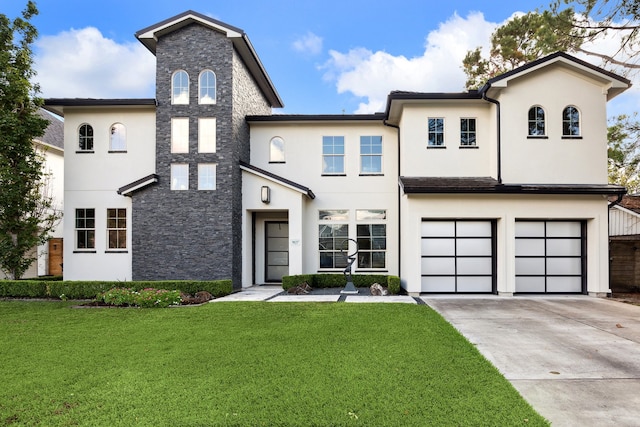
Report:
44,11,629,295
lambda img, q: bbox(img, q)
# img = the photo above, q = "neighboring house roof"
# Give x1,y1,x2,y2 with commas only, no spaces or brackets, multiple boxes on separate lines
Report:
399,176,626,195
617,195,640,213
43,98,156,116
481,51,631,101
36,108,64,150
240,161,315,199
135,10,283,109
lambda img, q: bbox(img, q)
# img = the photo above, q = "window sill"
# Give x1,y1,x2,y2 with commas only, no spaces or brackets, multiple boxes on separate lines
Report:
356,269,388,273
527,135,548,139
108,150,128,153
269,161,286,164
105,250,128,254
459,145,479,149
427,145,446,149
562,136,582,140
76,150,94,154
359,173,384,177
321,174,347,177
73,250,96,253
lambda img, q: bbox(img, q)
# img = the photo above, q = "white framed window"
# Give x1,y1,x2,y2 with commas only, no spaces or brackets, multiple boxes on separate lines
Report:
360,136,382,174
198,118,216,153
171,164,189,190
460,118,477,146
109,123,126,151
171,118,189,153
107,208,126,249
172,70,189,104
78,124,93,151
198,163,216,190
270,136,285,163
528,106,546,136
75,208,95,250
428,118,444,146
356,209,387,269
322,136,345,175
562,106,580,137
199,70,216,104
319,210,349,269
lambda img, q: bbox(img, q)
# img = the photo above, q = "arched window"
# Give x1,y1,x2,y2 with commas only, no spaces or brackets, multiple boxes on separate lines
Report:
269,136,285,162
199,70,216,104
78,123,93,151
109,123,126,151
172,70,189,104
562,106,580,137
528,106,546,136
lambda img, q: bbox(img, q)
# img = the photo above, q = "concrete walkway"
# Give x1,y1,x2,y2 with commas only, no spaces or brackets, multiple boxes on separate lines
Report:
424,296,640,427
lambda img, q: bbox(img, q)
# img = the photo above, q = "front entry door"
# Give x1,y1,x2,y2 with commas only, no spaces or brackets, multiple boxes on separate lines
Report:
265,222,289,282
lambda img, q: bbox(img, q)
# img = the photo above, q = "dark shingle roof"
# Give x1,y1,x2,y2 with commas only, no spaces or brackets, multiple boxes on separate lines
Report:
36,109,64,150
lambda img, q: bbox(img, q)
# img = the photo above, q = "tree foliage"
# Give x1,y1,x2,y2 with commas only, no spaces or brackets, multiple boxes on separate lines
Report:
608,113,640,193
463,0,640,90
0,1,60,279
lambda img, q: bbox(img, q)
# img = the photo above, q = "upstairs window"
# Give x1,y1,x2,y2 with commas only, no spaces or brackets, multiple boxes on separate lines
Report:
109,123,126,151
360,136,382,174
171,164,189,190
78,124,93,151
198,118,216,153
428,118,444,146
171,118,189,153
562,106,580,137
198,164,217,190
270,137,285,163
460,118,476,146
199,70,216,104
528,106,546,136
172,70,189,104
322,136,345,175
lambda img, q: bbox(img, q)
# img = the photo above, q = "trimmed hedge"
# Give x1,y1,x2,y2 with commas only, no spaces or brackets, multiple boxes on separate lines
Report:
282,274,402,295
0,279,233,300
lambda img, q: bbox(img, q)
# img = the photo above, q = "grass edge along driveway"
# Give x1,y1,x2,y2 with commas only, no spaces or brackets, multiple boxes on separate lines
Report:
0,301,548,426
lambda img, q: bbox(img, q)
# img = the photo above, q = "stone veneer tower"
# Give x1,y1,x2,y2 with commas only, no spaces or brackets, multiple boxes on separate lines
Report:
132,11,282,287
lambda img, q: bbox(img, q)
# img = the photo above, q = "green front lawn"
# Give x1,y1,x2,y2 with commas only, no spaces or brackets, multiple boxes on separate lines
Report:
0,301,547,426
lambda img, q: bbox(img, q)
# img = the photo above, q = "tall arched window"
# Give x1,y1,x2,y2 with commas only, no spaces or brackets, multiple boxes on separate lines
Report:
199,70,216,104
269,137,285,163
528,106,546,136
172,70,189,104
562,106,580,137
109,123,126,151
78,123,94,151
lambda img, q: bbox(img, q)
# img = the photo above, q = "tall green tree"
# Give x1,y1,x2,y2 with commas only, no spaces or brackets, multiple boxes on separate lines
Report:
0,1,60,279
608,113,640,193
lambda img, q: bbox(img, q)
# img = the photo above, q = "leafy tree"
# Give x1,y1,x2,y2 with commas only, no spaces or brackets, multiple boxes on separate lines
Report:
608,113,640,193
0,1,60,279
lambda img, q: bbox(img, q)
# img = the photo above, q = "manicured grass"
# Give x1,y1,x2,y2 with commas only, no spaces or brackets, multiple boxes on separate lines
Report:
0,301,548,426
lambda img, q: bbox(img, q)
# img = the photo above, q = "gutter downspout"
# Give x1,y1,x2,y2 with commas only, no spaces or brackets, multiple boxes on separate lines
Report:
383,119,401,283
481,84,502,184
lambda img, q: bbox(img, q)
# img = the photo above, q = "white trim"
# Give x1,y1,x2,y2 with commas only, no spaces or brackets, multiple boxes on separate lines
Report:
240,165,308,196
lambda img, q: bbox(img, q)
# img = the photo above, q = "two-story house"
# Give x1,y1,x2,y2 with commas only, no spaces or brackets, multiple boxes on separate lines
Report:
44,10,629,295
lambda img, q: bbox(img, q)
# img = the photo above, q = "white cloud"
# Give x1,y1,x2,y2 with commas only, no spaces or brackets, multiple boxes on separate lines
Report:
292,32,323,56
322,12,496,113
34,27,156,98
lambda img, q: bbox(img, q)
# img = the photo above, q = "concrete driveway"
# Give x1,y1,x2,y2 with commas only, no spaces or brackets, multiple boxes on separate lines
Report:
424,296,640,426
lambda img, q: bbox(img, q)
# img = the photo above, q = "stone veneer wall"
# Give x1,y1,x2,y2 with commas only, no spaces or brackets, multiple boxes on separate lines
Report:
131,23,271,287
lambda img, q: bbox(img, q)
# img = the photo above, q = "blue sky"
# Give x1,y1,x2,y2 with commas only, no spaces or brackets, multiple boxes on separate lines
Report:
5,0,638,116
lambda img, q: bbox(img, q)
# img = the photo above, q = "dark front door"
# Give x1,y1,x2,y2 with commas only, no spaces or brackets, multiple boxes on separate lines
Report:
265,222,289,282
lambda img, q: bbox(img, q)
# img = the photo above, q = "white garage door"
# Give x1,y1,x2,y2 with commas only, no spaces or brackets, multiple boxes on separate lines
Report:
515,221,585,293
421,220,495,293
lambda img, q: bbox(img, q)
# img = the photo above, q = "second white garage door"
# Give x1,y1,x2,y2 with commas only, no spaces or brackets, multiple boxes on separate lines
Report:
421,220,496,293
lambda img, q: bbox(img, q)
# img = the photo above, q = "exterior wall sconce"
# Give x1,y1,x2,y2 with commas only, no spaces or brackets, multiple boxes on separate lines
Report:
261,186,270,204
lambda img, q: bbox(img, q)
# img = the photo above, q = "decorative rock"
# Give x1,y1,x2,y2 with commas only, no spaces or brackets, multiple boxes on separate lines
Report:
287,282,313,295
370,283,389,296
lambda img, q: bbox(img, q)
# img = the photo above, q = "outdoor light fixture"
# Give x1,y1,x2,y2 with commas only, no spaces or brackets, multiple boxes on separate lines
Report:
261,186,270,204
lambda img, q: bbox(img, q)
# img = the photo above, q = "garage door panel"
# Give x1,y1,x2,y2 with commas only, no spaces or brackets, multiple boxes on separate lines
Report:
421,257,455,275
547,239,582,256
421,239,455,256
457,276,493,292
421,221,455,237
422,276,456,292
516,276,546,292
547,258,582,275
546,222,582,237
515,239,545,256
546,276,582,293
456,221,492,236
515,257,545,275
457,238,492,256
515,222,545,237
457,257,492,275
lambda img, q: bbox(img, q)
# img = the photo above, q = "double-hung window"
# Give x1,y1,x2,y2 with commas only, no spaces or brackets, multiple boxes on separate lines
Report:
428,118,444,146
75,208,95,250
360,136,382,174
171,164,189,190
318,210,349,269
460,118,476,146
107,208,126,249
356,210,387,269
322,136,345,175
198,164,216,190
